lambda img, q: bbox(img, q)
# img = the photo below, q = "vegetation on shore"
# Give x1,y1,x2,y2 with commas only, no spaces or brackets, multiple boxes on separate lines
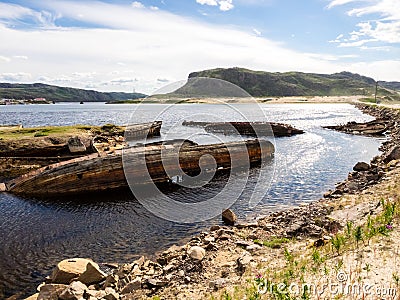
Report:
0,124,125,140
0,83,146,103
186,68,400,100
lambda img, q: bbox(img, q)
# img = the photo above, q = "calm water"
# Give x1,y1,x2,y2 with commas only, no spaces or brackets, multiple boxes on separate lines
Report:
0,103,382,298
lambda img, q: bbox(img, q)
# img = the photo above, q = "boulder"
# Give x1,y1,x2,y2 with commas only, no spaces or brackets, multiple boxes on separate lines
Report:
222,209,237,225
38,284,68,300
59,281,87,300
384,146,400,163
121,278,141,294
77,261,106,285
353,162,370,171
51,258,105,285
188,246,206,261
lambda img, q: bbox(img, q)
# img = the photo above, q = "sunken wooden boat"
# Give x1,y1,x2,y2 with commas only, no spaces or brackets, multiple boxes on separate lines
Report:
182,121,304,137
4,139,274,197
125,121,162,139
323,119,388,136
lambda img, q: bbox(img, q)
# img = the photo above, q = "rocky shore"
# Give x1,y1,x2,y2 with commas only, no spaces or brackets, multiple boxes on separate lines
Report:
18,104,400,300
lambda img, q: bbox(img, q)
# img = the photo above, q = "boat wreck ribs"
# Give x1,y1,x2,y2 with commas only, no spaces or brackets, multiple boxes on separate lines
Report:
5,139,274,197
182,121,304,137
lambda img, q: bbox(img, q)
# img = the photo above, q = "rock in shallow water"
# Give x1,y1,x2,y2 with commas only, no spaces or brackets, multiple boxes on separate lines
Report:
222,209,237,226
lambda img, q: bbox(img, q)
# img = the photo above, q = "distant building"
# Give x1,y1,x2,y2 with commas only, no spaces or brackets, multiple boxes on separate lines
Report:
34,98,46,101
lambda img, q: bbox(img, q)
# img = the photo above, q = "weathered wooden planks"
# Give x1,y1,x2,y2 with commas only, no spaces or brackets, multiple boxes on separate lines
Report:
182,121,304,137
6,139,274,197
323,119,388,136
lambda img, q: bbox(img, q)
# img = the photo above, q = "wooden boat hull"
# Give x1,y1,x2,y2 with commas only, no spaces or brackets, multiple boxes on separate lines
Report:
5,139,274,197
324,119,388,136
182,121,304,137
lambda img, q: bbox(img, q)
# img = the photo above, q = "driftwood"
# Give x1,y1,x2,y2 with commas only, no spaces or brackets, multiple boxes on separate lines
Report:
5,139,274,197
182,121,304,137
324,119,388,136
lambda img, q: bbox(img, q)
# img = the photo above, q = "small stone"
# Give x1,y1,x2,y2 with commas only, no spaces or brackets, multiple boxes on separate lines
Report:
210,225,221,232
222,209,237,226
38,284,68,300
188,246,206,261
104,287,119,300
147,278,168,288
353,162,370,171
121,278,141,294
0,182,6,192
246,244,262,252
237,254,252,275
59,281,87,300
236,240,252,247
203,236,215,243
104,274,119,288
217,234,230,241
177,270,185,277
133,256,145,268
209,278,227,290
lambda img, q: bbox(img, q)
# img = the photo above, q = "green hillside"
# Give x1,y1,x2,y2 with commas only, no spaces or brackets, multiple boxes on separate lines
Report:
0,83,146,102
186,68,400,99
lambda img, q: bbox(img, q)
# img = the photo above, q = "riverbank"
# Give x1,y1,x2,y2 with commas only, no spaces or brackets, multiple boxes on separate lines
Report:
108,95,367,104
18,104,400,300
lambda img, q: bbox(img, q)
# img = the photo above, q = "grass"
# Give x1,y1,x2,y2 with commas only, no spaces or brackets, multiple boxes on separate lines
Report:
254,238,290,249
217,196,400,300
0,124,120,140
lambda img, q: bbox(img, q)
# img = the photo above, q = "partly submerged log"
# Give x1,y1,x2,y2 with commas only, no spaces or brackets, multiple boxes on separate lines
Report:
182,121,304,137
5,139,274,197
323,119,388,136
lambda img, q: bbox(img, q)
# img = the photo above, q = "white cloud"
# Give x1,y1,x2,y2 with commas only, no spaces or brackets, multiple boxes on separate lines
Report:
0,2,57,28
326,0,361,9
131,1,145,9
0,55,10,62
252,28,262,36
196,0,234,11
0,72,31,81
0,1,399,92
196,0,218,6
328,0,400,47
219,0,234,11
13,55,28,60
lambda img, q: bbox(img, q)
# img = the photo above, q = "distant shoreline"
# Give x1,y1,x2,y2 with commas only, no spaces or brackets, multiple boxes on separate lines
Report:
107,95,370,105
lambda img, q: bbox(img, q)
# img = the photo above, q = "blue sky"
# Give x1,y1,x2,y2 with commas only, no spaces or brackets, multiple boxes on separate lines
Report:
0,0,399,93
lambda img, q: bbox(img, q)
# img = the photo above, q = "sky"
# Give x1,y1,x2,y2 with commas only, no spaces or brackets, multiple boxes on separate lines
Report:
0,0,399,94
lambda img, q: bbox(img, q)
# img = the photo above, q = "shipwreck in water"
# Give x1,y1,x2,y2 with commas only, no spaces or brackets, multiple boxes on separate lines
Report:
182,121,304,137
4,139,274,197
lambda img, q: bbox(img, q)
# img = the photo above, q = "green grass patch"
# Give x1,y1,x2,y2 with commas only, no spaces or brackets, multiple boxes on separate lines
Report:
254,237,290,249
0,125,106,140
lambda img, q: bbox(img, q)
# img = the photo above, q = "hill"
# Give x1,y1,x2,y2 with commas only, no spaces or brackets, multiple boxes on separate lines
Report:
0,83,146,102
186,68,400,99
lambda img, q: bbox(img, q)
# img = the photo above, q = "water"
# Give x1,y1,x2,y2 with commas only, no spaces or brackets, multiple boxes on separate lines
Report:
0,103,382,298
